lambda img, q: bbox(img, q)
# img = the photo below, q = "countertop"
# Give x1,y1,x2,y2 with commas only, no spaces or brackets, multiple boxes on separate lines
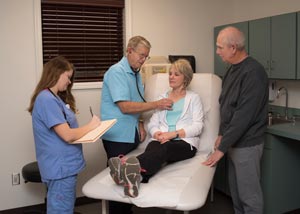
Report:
266,122,300,141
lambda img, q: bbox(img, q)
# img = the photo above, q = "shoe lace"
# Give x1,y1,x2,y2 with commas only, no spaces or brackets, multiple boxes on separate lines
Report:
118,154,127,165
118,155,146,173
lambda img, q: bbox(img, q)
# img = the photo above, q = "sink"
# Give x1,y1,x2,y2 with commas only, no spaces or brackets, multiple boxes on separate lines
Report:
268,117,294,126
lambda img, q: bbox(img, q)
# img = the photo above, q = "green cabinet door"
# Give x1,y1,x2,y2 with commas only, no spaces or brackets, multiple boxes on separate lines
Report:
214,21,249,77
249,17,271,77
262,134,300,214
214,25,228,78
249,13,296,79
213,154,231,196
271,13,296,79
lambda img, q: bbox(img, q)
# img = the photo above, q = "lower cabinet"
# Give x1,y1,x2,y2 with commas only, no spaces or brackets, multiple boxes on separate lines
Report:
214,134,300,214
213,154,230,196
262,134,300,214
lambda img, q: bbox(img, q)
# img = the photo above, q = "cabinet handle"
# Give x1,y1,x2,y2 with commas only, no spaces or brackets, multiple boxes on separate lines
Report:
266,60,270,72
270,60,275,71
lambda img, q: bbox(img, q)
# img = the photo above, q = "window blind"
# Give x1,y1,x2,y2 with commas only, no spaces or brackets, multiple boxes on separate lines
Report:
41,0,124,82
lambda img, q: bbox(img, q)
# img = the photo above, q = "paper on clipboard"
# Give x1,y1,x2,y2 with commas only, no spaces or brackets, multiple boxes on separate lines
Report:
73,119,117,144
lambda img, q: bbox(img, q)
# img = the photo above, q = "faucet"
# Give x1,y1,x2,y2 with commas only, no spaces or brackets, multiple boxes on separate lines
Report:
277,86,288,119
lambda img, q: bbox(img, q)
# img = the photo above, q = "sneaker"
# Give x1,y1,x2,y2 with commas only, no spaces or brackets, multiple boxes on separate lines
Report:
108,156,125,185
121,156,141,198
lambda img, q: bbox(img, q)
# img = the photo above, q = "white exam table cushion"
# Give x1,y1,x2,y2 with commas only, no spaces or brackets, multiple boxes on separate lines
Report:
83,147,215,209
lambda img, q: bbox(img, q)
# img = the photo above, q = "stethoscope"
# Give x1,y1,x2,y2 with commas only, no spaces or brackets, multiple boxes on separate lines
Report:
132,67,147,103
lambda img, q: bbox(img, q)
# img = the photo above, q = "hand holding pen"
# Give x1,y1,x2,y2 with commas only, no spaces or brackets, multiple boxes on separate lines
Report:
89,106,101,129
90,106,94,117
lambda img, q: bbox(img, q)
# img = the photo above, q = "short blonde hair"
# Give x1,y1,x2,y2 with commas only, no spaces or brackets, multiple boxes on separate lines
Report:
171,59,194,89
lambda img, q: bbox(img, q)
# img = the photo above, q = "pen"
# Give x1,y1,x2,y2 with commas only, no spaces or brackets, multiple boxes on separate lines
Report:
89,106,93,117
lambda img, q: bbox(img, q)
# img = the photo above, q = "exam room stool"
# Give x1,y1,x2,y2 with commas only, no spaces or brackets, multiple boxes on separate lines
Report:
22,162,82,214
22,161,46,214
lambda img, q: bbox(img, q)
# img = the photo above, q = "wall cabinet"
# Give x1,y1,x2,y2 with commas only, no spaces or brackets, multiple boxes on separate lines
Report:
249,13,297,79
214,21,249,77
261,134,300,214
213,154,230,196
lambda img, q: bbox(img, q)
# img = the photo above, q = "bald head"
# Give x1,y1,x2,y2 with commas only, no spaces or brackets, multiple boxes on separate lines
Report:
218,26,245,51
216,26,248,64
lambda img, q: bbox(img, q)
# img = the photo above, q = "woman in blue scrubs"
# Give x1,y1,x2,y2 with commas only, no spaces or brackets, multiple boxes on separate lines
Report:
28,56,101,214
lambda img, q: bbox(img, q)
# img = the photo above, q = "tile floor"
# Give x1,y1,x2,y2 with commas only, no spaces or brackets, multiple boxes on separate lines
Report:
74,190,300,214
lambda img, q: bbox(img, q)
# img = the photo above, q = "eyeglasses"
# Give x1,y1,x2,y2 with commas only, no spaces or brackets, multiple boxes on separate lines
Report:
132,49,150,60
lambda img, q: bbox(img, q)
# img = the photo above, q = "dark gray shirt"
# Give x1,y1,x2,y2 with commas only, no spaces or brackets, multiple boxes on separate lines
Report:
218,56,269,154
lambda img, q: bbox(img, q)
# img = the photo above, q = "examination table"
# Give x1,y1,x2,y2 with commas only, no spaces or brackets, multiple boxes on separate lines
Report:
82,73,222,213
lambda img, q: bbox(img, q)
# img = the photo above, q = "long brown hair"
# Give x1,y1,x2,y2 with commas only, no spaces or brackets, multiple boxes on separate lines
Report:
28,56,76,114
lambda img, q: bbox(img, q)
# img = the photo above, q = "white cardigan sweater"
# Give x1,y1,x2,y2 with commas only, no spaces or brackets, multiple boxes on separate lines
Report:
147,90,204,149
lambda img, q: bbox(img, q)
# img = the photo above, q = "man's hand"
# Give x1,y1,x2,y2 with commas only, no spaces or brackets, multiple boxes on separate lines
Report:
202,149,224,167
156,98,173,110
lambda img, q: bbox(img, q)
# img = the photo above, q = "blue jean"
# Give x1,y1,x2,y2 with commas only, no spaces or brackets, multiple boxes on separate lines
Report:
45,175,77,214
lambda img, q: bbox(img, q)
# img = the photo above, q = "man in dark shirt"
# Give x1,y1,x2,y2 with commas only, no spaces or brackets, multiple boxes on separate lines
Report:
203,26,268,214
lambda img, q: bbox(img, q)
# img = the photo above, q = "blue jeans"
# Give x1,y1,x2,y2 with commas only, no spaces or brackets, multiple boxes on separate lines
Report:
45,175,77,214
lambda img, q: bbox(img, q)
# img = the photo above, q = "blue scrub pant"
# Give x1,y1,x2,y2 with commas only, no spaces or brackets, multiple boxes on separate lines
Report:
45,175,77,214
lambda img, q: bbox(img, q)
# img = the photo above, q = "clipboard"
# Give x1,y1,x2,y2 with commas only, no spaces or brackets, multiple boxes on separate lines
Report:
73,119,117,144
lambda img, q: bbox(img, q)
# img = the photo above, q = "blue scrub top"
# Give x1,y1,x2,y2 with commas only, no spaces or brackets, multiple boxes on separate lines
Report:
32,89,85,181
101,57,144,143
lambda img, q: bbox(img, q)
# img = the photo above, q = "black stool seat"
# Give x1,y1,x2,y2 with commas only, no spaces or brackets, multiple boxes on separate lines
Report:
22,161,42,183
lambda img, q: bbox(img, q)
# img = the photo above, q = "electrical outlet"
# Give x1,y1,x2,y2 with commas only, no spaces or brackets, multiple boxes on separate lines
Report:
12,173,20,185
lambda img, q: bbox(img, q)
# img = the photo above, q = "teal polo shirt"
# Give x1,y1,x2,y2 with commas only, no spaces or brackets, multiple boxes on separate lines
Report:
101,57,144,143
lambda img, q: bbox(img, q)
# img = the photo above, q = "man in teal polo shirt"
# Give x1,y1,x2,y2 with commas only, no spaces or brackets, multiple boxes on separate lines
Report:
100,35,173,214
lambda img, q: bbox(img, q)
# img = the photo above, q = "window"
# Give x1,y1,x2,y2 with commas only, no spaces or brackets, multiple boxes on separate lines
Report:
41,0,124,82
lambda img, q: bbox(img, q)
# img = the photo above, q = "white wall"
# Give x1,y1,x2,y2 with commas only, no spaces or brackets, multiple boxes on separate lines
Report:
130,0,233,73
232,0,300,22
0,0,300,210
0,0,107,210
0,0,44,209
